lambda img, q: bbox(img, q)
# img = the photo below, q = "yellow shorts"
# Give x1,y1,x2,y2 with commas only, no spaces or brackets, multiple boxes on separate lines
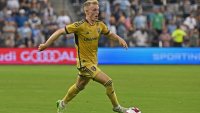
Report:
78,64,101,78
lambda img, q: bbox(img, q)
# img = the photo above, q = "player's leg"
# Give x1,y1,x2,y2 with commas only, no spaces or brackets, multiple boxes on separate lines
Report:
57,75,90,113
93,71,119,107
93,71,128,113
63,75,90,104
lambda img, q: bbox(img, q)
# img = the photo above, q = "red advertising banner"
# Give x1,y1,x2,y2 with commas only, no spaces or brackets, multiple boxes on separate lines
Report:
0,48,77,64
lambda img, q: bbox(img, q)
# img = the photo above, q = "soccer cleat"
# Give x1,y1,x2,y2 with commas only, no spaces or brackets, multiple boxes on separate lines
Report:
113,105,129,113
56,100,66,113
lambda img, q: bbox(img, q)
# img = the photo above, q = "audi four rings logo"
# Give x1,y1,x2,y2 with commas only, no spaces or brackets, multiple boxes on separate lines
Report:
21,50,76,62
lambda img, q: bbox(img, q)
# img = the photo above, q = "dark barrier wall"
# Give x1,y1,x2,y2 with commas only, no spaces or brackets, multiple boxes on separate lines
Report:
0,48,200,64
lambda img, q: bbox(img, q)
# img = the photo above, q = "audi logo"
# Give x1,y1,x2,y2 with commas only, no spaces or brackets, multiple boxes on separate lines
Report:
20,50,76,62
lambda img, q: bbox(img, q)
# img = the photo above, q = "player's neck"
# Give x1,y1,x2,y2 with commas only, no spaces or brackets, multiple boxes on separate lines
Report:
85,17,95,26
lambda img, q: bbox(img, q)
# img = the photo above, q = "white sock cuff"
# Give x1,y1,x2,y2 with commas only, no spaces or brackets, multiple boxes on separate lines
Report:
61,100,66,107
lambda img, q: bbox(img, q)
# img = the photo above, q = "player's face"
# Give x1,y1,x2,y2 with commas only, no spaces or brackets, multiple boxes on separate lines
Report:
87,4,99,21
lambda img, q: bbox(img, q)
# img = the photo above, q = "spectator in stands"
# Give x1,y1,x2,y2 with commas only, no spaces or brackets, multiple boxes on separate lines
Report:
99,0,111,26
132,27,149,47
159,28,172,47
32,24,45,47
15,32,26,48
149,28,159,47
99,14,116,47
113,0,131,17
125,16,132,32
43,21,58,40
57,10,71,28
28,12,41,29
161,6,173,24
172,25,187,47
112,3,121,22
181,0,192,18
30,0,41,15
141,0,154,13
130,0,141,14
150,7,165,46
15,9,28,27
183,13,197,33
5,10,15,22
117,12,128,44
7,0,20,11
17,21,32,47
167,0,179,14
55,10,71,47
174,14,184,26
2,21,16,47
167,20,177,35
43,2,55,25
133,11,147,30
190,0,198,11
184,13,197,29
20,0,31,14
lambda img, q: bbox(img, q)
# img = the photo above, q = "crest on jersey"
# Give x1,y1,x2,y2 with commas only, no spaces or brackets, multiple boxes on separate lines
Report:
97,28,101,34
91,66,96,71
85,31,90,34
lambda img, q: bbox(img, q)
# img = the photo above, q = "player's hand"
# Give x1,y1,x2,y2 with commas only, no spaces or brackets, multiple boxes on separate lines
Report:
119,38,128,49
38,44,47,51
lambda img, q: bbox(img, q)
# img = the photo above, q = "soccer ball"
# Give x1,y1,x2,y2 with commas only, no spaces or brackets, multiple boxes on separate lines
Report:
126,107,141,113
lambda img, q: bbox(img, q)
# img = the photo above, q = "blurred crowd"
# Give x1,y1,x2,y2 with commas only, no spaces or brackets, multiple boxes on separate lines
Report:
72,0,200,47
0,0,72,48
0,0,200,48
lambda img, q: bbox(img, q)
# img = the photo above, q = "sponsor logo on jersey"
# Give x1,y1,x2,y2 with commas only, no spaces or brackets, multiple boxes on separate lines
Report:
84,37,98,41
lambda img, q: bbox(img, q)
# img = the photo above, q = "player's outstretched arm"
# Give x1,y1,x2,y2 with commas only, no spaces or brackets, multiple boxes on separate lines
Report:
107,32,128,49
38,28,66,51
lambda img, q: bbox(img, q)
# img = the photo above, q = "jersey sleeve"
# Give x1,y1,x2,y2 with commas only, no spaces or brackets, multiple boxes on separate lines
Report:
171,31,176,38
65,22,79,34
100,22,110,35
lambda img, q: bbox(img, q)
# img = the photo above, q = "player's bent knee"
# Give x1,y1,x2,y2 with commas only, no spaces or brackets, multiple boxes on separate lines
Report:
104,79,113,87
104,80,115,96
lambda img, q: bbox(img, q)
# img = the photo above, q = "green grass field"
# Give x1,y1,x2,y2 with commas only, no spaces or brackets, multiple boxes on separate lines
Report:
0,65,200,113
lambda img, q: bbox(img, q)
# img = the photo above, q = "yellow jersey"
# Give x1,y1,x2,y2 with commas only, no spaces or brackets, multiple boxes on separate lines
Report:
65,19,110,68
172,29,186,43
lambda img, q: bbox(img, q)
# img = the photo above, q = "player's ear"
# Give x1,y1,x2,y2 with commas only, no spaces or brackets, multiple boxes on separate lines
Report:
83,6,88,15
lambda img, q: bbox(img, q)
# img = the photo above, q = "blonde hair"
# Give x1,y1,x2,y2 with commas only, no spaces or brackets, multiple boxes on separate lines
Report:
83,0,99,12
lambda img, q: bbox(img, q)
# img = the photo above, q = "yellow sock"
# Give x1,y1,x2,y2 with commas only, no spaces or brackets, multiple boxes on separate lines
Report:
63,84,80,104
105,80,119,107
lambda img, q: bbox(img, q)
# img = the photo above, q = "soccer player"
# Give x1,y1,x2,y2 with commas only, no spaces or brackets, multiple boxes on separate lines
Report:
38,0,131,113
